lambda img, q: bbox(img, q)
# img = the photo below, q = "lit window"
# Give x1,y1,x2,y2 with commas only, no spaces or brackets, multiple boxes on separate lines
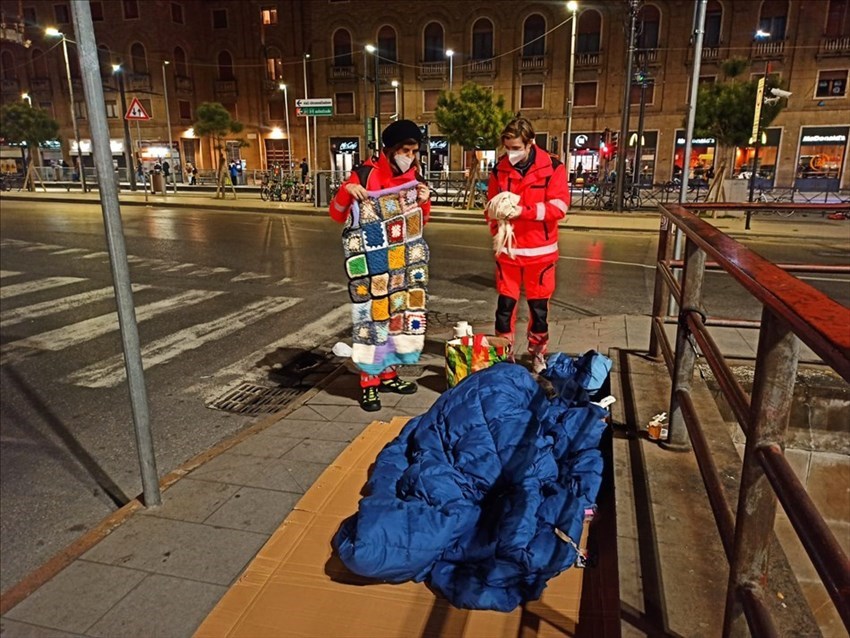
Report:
261,7,277,25
816,70,847,98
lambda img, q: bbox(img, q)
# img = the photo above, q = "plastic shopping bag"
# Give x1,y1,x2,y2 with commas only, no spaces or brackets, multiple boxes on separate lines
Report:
445,334,512,388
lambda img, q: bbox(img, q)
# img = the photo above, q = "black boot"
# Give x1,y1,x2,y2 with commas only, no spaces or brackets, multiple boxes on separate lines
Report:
359,386,381,412
379,377,418,394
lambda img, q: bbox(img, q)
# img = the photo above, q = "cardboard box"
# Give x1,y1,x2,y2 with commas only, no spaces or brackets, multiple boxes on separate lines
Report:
195,417,588,637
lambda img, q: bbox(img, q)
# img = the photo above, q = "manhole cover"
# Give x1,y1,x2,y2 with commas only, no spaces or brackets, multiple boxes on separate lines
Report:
207,383,305,415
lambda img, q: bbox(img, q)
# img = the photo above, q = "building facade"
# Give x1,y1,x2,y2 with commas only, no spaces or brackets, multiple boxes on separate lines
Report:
1,0,848,189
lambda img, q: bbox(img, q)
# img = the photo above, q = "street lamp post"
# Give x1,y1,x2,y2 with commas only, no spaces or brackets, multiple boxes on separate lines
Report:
565,1,578,181
302,53,312,175
446,49,454,91
113,64,137,191
21,92,32,106
391,80,399,120
365,44,380,151
46,27,87,192
279,83,291,167
162,60,175,192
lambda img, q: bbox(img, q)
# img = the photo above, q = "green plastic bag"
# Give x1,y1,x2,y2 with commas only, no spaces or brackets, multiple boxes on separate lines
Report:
445,334,512,388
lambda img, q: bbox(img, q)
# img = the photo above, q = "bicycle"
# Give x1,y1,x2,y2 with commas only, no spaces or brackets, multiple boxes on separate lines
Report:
755,188,795,217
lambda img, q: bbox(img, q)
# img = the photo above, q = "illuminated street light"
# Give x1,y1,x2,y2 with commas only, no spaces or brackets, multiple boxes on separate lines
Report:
391,80,400,120
365,45,380,148
565,1,578,181
445,49,454,91
21,92,31,106
279,82,291,166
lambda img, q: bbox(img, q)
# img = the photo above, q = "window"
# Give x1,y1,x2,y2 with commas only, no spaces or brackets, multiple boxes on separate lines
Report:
758,0,786,40
171,2,183,24
536,133,549,153
178,100,192,119
471,18,493,60
816,70,847,97
378,25,397,62
0,51,15,79
30,48,48,78
139,98,152,118
123,0,139,20
74,100,86,119
333,29,353,66
424,89,440,112
218,51,235,80
825,0,850,38
130,42,148,74
423,22,444,62
269,100,284,120
97,44,111,76
521,84,543,109
522,14,545,57
105,100,118,118
630,80,655,105
380,90,395,114
212,8,227,29
174,46,188,77
636,5,660,49
704,0,722,48
23,7,37,26
90,1,104,21
53,3,70,23
265,46,283,81
575,81,597,106
261,6,277,25
336,92,355,115
577,10,601,54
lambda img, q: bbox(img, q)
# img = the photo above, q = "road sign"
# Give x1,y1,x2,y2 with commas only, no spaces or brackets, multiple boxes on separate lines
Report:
295,98,333,117
125,97,151,121
751,77,765,142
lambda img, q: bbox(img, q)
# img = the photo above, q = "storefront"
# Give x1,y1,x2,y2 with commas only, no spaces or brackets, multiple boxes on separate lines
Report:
565,132,603,184
626,130,658,185
733,128,781,186
674,131,716,181
794,126,847,191
330,137,360,179
1,139,62,172
71,138,127,169
426,135,448,175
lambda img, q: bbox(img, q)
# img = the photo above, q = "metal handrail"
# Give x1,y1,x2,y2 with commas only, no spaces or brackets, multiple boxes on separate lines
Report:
649,203,850,635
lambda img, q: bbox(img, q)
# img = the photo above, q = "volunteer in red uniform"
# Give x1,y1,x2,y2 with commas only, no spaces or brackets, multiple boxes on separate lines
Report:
329,119,431,411
485,118,569,373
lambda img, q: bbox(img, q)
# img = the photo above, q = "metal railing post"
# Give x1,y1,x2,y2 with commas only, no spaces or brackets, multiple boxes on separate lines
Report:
723,307,799,636
648,214,673,359
664,236,705,450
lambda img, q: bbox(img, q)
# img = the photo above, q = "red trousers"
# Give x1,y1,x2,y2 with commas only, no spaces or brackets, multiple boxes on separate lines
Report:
360,368,398,388
495,260,556,353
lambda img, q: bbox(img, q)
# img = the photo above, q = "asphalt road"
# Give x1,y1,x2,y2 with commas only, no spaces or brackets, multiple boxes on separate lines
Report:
1,200,848,592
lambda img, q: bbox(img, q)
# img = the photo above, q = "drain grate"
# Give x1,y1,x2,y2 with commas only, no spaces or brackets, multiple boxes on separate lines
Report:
207,383,305,415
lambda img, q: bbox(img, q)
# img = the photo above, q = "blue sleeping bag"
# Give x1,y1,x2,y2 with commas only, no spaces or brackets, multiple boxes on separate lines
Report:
332,351,611,611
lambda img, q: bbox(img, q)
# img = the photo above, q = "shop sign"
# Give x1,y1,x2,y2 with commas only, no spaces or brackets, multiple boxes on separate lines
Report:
801,134,847,144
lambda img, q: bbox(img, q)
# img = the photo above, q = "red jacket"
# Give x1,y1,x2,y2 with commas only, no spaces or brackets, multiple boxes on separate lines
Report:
486,147,570,265
329,153,431,223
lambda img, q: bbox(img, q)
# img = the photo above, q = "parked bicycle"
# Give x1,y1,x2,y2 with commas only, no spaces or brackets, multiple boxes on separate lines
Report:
754,187,796,217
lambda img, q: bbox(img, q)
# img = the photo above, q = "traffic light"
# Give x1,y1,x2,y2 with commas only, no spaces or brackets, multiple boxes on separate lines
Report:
610,131,619,159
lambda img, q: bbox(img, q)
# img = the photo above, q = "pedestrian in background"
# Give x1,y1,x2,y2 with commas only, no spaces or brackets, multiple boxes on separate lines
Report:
485,117,570,373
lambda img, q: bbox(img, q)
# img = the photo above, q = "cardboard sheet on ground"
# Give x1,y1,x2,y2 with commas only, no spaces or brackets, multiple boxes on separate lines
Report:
195,417,588,637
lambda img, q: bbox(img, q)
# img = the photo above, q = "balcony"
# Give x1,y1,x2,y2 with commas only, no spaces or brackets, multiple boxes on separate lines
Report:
214,79,238,99
575,51,601,67
377,63,398,80
0,78,20,95
817,36,850,58
467,59,496,76
127,72,151,92
519,55,547,72
636,48,659,65
751,39,785,59
329,64,356,81
418,60,446,80
30,77,51,95
175,75,193,95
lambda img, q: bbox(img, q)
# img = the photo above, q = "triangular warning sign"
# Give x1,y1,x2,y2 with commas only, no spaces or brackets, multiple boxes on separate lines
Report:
125,97,151,121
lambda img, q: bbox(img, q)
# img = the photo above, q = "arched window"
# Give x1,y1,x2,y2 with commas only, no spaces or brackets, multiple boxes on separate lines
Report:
522,14,546,57
333,29,353,66
130,42,148,74
423,22,444,62
265,46,283,80
759,0,788,40
636,4,660,50
30,48,48,78
0,51,16,79
97,45,112,77
471,18,494,60
218,50,234,80
378,25,397,62
577,9,601,54
705,1,723,47
174,46,188,77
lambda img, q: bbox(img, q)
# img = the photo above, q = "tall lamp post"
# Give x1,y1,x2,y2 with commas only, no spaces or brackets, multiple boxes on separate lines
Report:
302,52,312,175
21,92,32,106
279,82,291,167
161,60,175,192
446,48,454,91
112,64,137,191
365,44,380,151
391,80,400,120
46,27,87,192
564,1,578,181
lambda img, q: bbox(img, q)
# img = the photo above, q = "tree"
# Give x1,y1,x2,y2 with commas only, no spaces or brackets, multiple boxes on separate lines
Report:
192,101,245,198
435,82,513,208
0,102,60,190
692,58,786,179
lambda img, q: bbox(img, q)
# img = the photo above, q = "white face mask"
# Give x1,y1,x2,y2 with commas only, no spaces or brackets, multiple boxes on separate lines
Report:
394,154,414,172
507,149,527,166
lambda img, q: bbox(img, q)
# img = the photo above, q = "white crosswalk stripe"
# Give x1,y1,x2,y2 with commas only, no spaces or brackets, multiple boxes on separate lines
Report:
68,296,302,388
0,270,23,279
0,277,87,299
1,289,222,365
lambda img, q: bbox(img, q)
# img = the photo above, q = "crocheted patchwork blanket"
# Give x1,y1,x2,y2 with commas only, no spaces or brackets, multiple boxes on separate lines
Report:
342,180,429,375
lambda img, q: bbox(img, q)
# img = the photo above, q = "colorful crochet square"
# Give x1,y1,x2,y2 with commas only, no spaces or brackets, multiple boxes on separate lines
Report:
407,288,426,310
386,218,405,244
371,296,390,321
370,273,389,296
348,277,371,303
405,311,427,335
389,269,406,292
406,210,422,239
388,245,406,271
388,313,405,333
363,221,388,250
365,248,389,273
343,231,364,257
346,254,368,278
389,291,407,313
345,180,429,375
408,264,428,287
